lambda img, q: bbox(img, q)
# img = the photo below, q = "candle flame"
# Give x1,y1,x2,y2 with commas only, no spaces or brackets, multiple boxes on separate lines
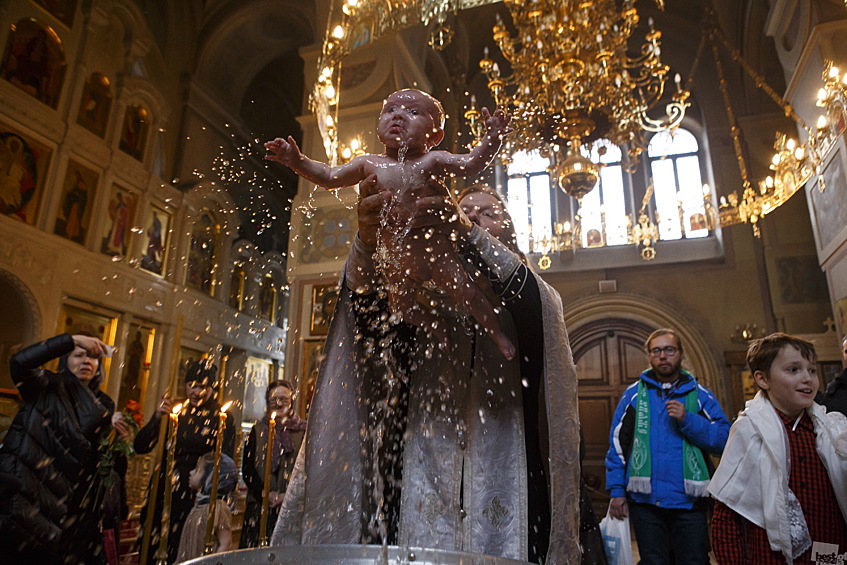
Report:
271,411,277,419
172,403,183,414
221,400,233,413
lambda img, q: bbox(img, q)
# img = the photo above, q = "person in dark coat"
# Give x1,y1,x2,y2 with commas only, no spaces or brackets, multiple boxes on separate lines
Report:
579,429,608,565
134,360,235,565
0,333,127,565
239,380,306,548
818,335,847,416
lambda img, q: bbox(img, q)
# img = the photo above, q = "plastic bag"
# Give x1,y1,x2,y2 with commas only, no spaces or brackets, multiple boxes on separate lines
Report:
599,508,634,565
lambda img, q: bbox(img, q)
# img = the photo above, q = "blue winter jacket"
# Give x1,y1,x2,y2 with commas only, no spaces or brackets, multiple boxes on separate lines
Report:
605,369,731,509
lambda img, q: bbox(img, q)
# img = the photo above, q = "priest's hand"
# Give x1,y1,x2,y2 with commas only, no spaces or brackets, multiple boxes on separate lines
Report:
356,174,389,246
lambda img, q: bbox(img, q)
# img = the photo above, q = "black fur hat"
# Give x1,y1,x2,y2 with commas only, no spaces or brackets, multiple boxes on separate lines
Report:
184,359,218,386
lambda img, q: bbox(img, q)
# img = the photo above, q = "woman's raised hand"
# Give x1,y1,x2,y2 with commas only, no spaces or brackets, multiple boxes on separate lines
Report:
71,334,110,358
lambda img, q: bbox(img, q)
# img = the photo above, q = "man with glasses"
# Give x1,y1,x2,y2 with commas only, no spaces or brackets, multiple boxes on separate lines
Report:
605,328,730,564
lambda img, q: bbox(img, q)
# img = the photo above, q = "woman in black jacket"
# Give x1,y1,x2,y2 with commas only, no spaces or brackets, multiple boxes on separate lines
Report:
0,333,125,564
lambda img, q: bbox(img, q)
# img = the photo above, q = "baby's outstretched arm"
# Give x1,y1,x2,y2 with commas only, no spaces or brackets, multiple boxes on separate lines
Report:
265,136,368,190
437,106,513,178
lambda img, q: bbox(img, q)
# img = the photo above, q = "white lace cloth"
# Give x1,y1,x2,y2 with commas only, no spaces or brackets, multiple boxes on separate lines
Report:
708,392,847,564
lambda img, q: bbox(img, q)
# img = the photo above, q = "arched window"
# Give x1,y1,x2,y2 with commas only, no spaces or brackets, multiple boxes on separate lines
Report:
186,211,219,295
506,150,552,252
647,129,709,241
500,126,715,267
579,140,630,247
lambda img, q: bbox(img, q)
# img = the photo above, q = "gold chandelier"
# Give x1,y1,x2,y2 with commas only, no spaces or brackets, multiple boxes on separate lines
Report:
311,0,500,165
695,21,831,238
471,0,690,201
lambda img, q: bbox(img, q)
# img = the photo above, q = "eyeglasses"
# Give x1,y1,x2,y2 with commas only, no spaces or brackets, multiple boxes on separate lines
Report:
269,395,292,404
649,346,679,357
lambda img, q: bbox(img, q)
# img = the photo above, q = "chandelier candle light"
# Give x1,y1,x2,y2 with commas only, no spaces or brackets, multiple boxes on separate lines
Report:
204,400,233,555
259,411,277,547
814,62,847,163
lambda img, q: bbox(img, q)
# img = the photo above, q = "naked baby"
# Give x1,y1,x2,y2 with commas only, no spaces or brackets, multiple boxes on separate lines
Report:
265,89,515,359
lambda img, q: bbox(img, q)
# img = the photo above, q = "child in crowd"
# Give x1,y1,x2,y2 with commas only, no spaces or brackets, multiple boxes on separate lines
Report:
709,333,847,564
175,452,238,563
264,89,516,360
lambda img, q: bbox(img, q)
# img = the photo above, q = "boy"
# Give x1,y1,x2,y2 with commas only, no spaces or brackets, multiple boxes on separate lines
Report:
264,89,515,359
709,333,847,564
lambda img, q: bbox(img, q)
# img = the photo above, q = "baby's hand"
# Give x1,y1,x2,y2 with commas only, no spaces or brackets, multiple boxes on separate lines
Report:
264,136,303,167
482,106,513,139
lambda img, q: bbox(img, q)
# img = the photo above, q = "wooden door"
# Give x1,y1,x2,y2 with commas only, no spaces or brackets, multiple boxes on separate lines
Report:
570,318,655,508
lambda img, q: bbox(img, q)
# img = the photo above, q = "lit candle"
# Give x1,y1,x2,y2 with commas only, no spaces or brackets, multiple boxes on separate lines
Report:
258,411,277,547
155,403,183,565
204,400,233,555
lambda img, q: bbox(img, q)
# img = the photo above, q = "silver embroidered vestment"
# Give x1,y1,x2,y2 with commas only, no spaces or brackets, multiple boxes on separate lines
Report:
272,227,581,564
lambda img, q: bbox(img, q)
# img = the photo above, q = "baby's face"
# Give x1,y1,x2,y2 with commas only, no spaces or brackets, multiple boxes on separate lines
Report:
378,91,443,151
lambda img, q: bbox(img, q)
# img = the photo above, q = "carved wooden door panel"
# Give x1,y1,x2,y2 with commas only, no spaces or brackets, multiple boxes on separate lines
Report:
570,318,655,506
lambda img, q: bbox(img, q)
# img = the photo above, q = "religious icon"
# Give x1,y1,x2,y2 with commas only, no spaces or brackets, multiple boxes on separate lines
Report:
117,325,155,409
119,104,149,161
837,296,847,339
350,22,373,50
33,0,78,28
54,160,98,244
310,283,338,336
186,212,218,294
688,212,708,232
258,276,277,323
1,18,66,107
228,267,245,310
76,72,112,137
101,184,137,257
586,228,603,248
300,340,326,416
139,205,170,275
242,357,273,422
0,128,50,224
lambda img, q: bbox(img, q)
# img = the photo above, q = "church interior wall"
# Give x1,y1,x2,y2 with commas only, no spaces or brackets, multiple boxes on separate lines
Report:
279,1,840,412
0,0,292,448
0,0,845,516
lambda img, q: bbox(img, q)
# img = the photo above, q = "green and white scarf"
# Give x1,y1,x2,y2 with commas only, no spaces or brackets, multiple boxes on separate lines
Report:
627,374,711,497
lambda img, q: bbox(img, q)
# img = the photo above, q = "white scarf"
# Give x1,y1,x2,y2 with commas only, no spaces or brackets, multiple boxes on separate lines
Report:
708,392,847,564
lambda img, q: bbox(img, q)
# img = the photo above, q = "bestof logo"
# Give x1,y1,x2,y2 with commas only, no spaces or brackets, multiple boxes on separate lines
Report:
812,542,846,565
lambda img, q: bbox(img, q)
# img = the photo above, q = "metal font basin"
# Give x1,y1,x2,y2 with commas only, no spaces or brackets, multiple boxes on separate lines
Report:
181,544,532,564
